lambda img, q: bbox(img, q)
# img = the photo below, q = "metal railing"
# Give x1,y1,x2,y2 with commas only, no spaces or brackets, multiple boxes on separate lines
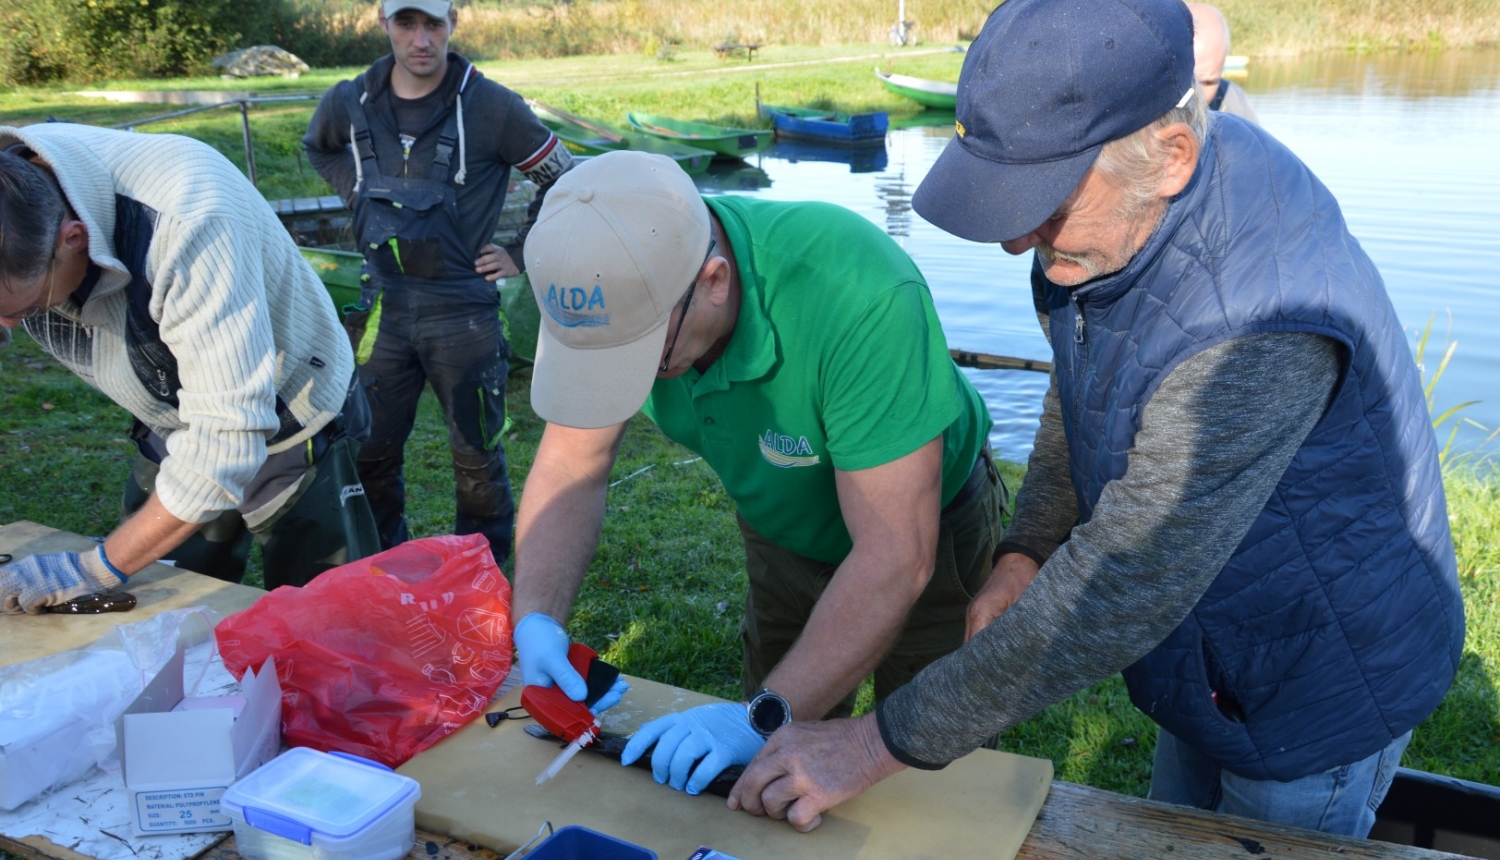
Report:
111,95,315,187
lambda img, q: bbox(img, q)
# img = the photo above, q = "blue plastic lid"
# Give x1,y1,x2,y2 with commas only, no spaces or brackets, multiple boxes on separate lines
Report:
222,747,420,841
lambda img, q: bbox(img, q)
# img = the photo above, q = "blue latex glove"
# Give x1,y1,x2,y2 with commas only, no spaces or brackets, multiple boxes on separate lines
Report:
620,702,766,795
513,613,629,714
0,547,125,615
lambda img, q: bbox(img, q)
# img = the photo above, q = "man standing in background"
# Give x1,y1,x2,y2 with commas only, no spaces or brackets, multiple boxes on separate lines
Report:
1189,3,1259,122
304,0,572,567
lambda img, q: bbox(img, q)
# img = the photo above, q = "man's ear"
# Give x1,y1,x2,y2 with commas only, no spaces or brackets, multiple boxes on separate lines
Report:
1157,122,1201,198
701,253,733,307
448,8,458,31
377,9,390,32
59,219,89,254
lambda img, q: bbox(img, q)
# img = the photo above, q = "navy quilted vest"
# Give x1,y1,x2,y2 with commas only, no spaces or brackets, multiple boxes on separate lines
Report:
1037,115,1464,781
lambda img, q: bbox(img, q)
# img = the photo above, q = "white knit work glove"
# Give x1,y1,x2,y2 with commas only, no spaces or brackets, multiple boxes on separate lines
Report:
0,547,126,615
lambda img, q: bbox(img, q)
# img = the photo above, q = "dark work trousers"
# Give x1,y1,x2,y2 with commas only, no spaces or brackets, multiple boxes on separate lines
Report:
738,448,1009,722
354,277,515,567
122,378,381,589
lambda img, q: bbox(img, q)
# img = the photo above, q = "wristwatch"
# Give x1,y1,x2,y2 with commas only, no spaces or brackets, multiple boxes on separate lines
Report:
746,687,792,738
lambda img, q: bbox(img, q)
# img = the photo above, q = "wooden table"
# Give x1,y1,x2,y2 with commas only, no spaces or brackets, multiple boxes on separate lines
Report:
0,522,1473,860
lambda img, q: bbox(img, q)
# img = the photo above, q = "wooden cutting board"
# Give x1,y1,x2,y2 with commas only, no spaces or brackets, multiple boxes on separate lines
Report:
401,675,1053,860
0,520,265,668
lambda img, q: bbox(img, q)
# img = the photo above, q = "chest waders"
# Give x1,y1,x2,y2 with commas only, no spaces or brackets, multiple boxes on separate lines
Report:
107,195,379,587
344,66,485,364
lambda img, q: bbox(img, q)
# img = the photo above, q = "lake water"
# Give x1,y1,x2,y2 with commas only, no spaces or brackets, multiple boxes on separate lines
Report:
698,50,1500,463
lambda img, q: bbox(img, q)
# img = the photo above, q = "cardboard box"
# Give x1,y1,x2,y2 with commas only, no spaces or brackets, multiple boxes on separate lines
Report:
117,648,281,836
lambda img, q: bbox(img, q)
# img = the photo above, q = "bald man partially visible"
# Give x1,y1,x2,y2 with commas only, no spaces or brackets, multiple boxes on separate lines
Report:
1188,3,1259,123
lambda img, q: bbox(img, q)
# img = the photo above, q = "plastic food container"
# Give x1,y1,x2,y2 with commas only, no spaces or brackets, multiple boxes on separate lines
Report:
527,825,657,860
220,747,421,860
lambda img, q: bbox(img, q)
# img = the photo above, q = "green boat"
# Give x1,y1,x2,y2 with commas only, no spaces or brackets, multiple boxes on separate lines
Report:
297,246,540,367
528,101,714,174
876,68,958,110
625,112,771,159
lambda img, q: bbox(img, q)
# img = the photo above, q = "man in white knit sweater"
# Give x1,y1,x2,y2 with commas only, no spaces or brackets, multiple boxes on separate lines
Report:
0,123,377,613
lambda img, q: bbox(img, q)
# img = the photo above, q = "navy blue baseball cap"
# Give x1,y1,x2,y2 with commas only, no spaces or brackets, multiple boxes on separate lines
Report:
913,0,1196,243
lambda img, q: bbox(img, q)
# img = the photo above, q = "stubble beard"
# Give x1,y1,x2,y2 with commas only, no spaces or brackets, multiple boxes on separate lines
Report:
1037,198,1168,288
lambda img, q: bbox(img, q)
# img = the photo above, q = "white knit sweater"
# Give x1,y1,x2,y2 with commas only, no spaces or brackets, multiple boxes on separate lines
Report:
0,124,353,524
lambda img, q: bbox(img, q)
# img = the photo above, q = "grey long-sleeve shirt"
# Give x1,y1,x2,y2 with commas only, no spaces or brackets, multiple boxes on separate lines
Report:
876,329,1341,768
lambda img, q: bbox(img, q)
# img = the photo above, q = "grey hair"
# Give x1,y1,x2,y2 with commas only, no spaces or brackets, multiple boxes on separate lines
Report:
0,149,65,291
1092,85,1212,213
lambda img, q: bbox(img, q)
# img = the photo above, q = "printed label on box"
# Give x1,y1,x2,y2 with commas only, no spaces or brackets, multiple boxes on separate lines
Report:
686,849,744,860
133,787,231,834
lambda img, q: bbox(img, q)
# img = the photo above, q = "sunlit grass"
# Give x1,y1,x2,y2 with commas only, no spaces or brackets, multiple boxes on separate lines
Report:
3,322,1498,796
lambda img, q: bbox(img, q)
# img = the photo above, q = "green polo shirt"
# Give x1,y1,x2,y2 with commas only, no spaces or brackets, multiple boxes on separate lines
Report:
639,196,991,564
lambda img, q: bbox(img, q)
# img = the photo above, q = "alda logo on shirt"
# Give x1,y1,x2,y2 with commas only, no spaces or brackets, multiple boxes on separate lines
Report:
758,428,820,468
543,283,610,328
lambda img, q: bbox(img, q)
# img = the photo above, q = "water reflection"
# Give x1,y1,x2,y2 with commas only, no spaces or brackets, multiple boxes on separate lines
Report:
1244,49,1500,99
696,48,1500,461
696,162,772,193
768,139,889,173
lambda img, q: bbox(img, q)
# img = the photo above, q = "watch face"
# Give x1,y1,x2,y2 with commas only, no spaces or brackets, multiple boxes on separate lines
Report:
749,690,789,736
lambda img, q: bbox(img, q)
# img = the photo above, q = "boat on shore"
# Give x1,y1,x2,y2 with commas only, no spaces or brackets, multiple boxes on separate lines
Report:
528,101,714,174
876,69,958,109
756,102,888,146
625,112,771,159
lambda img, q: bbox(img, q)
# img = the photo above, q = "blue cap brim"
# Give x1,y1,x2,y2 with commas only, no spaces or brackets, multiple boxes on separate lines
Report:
913,133,1102,244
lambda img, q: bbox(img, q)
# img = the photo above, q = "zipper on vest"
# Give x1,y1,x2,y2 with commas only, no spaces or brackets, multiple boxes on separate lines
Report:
1071,294,1087,344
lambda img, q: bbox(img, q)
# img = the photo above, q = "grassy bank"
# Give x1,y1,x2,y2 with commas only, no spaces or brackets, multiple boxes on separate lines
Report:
0,43,972,201
2,323,1498,795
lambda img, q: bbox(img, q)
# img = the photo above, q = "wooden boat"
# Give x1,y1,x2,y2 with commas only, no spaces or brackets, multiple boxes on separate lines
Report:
625,112,771,159
876,69,958,109
527,101,714,174
756,102,888,146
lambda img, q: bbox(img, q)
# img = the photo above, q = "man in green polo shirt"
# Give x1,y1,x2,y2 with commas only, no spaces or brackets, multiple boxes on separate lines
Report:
510,150,1005,796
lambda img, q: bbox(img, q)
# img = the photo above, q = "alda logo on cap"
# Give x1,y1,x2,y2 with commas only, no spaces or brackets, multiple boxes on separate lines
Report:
543,282,610,327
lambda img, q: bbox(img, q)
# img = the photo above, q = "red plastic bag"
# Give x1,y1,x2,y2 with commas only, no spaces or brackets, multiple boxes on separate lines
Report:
216,534,512,768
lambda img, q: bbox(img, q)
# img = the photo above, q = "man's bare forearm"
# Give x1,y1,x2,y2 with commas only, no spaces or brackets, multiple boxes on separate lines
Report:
761,542,932,718
761,438,943,719
102,493,201,576
512,422,626,623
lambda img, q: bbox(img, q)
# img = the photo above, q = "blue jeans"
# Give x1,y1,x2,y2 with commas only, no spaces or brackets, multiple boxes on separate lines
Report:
1148,727,1411,837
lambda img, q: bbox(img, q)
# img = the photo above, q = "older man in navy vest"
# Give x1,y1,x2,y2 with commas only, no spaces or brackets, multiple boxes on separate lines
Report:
727,0,1464,837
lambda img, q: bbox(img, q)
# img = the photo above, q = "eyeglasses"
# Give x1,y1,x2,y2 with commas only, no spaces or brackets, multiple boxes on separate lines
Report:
0,258,56,323
658,236,718,373
21,259,57,321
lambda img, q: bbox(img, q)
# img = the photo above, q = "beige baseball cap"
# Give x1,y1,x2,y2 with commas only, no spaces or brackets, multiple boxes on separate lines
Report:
525,150,711,429
382,0,452,18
